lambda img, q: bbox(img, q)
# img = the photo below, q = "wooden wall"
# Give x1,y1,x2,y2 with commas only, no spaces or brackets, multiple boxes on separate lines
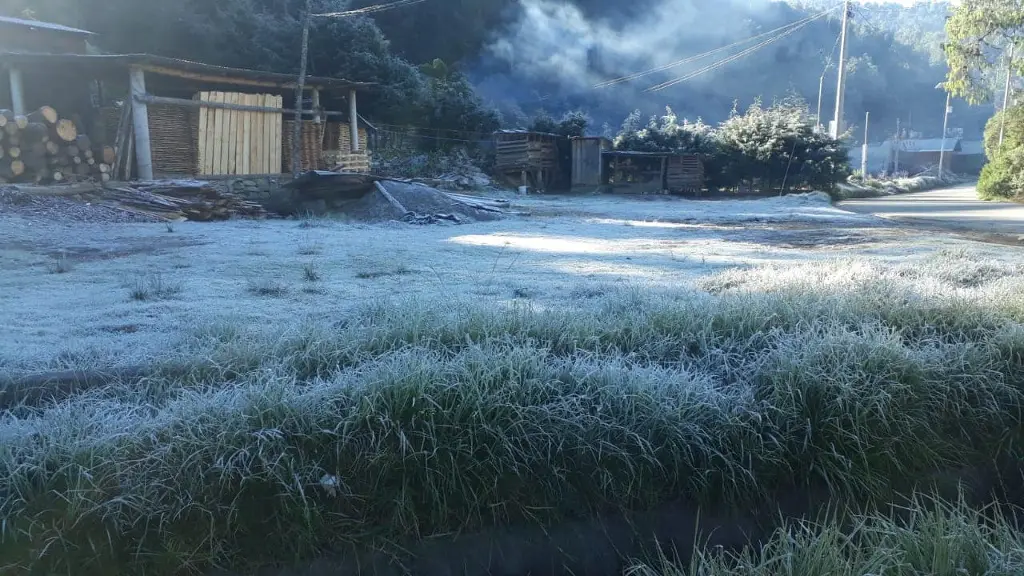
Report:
197,92,283,175
571,137,610,188
666,154,704,194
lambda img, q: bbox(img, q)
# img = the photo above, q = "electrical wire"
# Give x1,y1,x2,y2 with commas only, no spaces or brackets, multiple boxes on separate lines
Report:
315,0,428,18
594,3,842,89
645,9,831,92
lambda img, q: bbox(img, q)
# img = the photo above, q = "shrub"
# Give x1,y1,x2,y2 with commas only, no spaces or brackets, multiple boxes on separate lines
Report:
983,104,1024,160
977,145,1024,201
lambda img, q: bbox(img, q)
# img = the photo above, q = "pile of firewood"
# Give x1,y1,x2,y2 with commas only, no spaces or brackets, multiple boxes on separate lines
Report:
101,180,269,221
0,106,114,185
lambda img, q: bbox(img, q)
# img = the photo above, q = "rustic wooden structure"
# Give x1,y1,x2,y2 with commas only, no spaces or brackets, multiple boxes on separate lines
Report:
570,136,611,189
601,150,704,195
493,130,562,191
0,52,374,181
0,16,92,55
0,18,94,118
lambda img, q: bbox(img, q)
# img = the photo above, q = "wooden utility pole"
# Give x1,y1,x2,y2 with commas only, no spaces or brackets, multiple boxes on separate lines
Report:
938,91,951,178
999,43,1015,150
292,0,313,177
894,117,901,174
831,0,851,138
861,111,869,176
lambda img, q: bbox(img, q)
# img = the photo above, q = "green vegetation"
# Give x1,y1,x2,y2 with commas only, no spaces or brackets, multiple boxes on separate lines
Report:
633,497,1024,575
614,101,850,193
944,0,1022,104
2,254,1024,574
977,105,1024,201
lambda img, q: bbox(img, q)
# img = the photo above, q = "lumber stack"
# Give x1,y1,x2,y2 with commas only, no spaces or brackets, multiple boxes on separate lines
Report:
0,106,115,185
101,180,269,221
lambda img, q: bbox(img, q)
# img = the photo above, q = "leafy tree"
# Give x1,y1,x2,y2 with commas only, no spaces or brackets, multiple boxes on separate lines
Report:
613,107,717,154
944,0,1024,103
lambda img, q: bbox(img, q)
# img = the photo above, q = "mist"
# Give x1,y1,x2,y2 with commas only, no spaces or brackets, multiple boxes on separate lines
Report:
472,0,988,141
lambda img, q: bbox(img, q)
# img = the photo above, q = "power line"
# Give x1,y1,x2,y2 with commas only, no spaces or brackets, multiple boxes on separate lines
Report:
314,0,428,18
645,9,832,92
594,4,842,89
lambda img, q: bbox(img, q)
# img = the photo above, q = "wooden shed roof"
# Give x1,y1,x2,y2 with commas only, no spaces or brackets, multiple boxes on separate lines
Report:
0,52,373,91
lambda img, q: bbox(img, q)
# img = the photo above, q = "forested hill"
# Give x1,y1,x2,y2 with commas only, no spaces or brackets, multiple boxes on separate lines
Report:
3,0,991,141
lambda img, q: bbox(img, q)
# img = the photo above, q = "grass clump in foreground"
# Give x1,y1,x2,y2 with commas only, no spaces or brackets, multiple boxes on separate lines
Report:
632,496,1024,575
2,255,1024,574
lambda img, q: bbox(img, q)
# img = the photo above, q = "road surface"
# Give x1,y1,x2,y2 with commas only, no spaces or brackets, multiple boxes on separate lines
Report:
839,184,1024,237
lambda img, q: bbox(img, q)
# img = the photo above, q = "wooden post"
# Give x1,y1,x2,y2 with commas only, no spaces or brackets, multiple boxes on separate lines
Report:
292,0,313,177
311,88,322,124
349,88,359,153
129,67,154,180
9,68,25,116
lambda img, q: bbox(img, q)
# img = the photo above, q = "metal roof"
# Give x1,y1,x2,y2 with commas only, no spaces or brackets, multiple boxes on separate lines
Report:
494,129,562,138
0,52,373,91
897,137,961,153
0,15,94,35
603,150,698,157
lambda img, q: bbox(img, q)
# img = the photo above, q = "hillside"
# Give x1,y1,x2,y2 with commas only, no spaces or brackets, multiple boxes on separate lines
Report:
2,0,990,141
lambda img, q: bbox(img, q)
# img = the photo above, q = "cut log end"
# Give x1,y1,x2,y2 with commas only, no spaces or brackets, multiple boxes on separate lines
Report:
10,160,25,177
13,115,28,130
27,106,58,125
53,119,77,143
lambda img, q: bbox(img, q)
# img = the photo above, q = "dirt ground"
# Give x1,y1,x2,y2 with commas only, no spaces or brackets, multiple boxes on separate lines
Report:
2,190,1021,371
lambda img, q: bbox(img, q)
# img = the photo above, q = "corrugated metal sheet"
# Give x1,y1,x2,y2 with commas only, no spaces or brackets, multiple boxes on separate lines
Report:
0,16,94,35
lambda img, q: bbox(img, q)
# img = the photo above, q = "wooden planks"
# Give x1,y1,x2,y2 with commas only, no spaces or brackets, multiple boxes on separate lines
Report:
197,91,283,175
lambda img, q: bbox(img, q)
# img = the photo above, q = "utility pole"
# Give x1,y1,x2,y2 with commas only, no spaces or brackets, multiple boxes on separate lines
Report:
816,74,825,132
831,0,851,139
861,111,869,176
999,43,1015,150
938,91,951,179
292,0,314,177
894,117,901,174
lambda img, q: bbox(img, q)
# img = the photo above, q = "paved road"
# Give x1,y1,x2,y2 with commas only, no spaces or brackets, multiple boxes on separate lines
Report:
839,184,1024,237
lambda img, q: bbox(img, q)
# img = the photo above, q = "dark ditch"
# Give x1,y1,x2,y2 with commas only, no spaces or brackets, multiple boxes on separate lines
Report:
219,462,1024,576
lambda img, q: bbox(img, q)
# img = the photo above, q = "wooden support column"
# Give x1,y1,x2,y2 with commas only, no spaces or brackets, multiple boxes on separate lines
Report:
129,67,154,181
349,88,359,153
311,88,321,124
8,67,25,115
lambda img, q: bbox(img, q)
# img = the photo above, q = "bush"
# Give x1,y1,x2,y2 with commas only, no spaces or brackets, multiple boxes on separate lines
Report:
977,146,1024,201
984,105,1024,160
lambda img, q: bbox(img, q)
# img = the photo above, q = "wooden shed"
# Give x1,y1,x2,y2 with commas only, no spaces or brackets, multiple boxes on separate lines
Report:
493,130,562,191
601,150,704,195
571,136,611,189
0,52,374,182
0,16,93,55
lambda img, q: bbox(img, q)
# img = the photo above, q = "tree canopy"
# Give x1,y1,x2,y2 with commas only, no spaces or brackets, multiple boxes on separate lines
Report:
944,0,1024,104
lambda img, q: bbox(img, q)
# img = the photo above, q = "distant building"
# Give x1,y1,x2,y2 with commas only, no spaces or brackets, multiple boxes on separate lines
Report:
850,136,985,176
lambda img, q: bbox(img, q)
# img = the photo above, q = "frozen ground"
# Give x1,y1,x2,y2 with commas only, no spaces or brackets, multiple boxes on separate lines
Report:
2,190,1022,371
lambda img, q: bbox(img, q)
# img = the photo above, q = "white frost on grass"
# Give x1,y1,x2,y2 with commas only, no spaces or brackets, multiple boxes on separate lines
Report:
0,192,1020,370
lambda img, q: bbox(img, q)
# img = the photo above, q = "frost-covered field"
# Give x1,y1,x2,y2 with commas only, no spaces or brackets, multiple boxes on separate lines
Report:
1,191,1018,371
4,190,1024,575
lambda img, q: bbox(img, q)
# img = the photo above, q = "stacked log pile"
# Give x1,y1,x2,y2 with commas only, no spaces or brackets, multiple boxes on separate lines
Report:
101,180,269,221
0,106,115,185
